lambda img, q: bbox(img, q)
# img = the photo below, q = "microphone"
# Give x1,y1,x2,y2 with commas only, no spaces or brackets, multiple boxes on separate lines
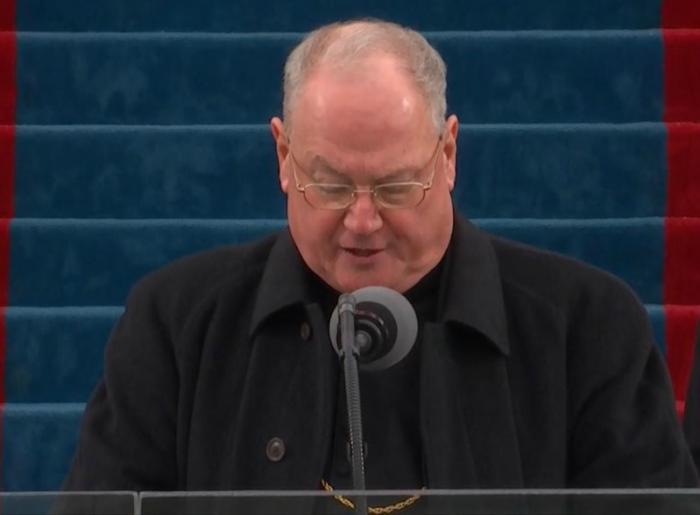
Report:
329,286,418,372
328,287,419,512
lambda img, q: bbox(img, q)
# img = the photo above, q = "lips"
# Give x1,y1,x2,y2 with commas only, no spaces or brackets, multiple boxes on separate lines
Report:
344,248,382,257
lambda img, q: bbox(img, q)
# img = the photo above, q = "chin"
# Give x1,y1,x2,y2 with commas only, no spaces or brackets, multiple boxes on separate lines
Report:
336,275,398,293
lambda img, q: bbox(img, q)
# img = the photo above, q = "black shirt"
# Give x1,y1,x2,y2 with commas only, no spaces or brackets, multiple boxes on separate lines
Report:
320,257,446,490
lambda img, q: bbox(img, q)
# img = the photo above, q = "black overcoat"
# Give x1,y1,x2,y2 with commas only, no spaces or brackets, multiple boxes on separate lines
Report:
63,216,697,490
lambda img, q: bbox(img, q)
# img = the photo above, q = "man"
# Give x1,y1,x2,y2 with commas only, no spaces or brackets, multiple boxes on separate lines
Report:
63,19,697,491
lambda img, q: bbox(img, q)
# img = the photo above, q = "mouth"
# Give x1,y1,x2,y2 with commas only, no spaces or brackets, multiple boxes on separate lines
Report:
344,248,382,258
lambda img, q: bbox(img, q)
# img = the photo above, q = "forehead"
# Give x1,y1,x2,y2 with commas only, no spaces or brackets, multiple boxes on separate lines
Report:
303,144,435,183
289,55,436,156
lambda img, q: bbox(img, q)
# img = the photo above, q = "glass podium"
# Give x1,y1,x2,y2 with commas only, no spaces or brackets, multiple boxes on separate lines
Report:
3,490,700,515
139,490,700,515
0,492,136,515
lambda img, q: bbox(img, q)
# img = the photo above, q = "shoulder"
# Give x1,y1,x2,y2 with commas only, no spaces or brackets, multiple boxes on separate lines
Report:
483,232,655,369
126,232,280,319
489,233,646,322
470,229,695,487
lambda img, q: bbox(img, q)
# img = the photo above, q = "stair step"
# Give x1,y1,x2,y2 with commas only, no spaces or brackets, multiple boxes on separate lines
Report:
13,0,663,32
15,31,671,124
5,307,120,402
11,123,671,219
6,218,665,306
1,403,84,491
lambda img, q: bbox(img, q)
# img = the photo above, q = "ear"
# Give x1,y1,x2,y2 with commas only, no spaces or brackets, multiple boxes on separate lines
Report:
442,114,459,191
270,117,290,193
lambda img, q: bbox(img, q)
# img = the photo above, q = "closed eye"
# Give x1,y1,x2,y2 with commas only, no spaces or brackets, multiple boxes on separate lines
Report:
310,183,352,197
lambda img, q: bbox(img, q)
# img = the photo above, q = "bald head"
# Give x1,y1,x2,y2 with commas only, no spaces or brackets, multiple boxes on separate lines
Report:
282,19,447,134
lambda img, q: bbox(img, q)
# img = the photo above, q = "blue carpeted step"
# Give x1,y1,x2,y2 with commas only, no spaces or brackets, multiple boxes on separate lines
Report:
13,124,667,220
5,307,120,403
7,218,663,306
16,31,664,125
8,219,286,307
12,125,284,220
1,403,84,491
3,304,669,404
15,0,663,32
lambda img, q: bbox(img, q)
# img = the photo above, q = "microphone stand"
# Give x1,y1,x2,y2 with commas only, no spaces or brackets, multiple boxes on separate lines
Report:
337,293,368,515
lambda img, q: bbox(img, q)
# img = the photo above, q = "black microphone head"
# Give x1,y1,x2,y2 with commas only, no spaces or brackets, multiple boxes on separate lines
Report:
329,286,418,371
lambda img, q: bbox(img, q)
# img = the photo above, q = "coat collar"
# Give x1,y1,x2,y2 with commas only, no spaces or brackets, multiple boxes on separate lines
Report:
248,229,317,337
438,215,510,355
249,215,509,355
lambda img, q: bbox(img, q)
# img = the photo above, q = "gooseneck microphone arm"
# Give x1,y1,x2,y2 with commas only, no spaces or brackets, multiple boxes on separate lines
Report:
330,287,418,515
337,293,368,515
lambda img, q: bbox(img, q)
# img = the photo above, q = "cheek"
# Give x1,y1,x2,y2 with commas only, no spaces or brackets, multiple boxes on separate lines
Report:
386,206,445,256
385,212,422,242
307,220,338,246
289,200,341,245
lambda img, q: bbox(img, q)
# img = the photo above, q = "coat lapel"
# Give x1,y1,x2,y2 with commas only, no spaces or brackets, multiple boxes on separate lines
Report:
420,323,524,488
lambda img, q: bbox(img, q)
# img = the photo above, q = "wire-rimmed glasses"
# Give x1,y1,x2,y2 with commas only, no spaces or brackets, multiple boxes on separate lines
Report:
289,136,443,210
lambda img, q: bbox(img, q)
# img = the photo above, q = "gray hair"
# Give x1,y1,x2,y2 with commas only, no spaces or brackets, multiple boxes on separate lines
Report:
282,19,447,133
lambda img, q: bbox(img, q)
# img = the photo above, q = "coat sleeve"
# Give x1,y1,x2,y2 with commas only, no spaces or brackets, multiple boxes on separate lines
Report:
566,276,698,487
62,278,180,490
683,321,700,471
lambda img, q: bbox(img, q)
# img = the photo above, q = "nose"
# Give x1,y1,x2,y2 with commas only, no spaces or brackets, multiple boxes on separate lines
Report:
343,192,383,235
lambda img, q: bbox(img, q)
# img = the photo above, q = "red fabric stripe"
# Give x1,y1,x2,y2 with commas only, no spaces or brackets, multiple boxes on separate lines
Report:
0,29,16,219
665,305,700,403
0,219,7,309
0,126,13,219
663,30,700,123
663,219,700,405
0,7,16,125
0,305,5,404
0,0,13,464
0,220,7,405
663,219,700,404
666,123,700,217
663,4,700,405
0,0,15,31
662,0,700,29
0,6,15,407
664,219,700,308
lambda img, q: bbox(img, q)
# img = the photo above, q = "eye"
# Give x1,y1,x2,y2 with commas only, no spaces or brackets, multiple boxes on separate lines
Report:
313,184,351,198
377,183,414,200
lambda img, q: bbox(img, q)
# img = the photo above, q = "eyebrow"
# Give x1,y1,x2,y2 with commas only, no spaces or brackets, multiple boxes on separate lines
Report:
308,155,424,183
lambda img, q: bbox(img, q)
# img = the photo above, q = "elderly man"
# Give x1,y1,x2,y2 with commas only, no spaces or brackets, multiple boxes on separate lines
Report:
64,19,696,491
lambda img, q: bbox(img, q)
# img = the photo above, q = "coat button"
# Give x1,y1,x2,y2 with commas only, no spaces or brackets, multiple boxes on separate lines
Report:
266,437,286,462
300,322,312,341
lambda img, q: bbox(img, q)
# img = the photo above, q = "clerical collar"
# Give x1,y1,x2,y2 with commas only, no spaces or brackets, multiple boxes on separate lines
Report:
403,255,447,324
302,249,448,327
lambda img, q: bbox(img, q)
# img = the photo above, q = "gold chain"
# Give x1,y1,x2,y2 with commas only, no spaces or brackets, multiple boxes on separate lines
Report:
320,479,422,514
